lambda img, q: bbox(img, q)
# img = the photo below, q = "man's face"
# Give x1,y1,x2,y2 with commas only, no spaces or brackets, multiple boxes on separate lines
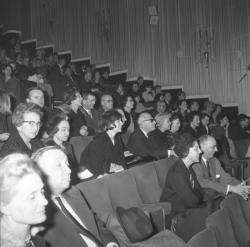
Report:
83,95,96,110
188,141,202,163
221,116,229,127
162,117,171,131
241,118,250,129
17,112,41,141
201,116,210,127
201,137,218,160
27,89,44,108
191,102,199,112
141,114,156,133
38,150,71,195
164,93,172,102
192,115,200,128
101,95,113,111
157,102,166,114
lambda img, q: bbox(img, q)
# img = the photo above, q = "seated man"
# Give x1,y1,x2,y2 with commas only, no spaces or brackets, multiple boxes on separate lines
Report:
32,146,119,247
127,112,170,160
192,135,250,199
0,102,43,157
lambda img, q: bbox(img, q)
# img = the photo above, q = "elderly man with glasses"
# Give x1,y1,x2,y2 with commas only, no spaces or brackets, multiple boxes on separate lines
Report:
0,102,44,157
127,112,172,160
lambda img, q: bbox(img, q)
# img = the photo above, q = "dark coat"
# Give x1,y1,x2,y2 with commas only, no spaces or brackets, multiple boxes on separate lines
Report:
0,128,44,157
127,128,167,159
80,132,126,176
68,109,87,138
42,186,118,247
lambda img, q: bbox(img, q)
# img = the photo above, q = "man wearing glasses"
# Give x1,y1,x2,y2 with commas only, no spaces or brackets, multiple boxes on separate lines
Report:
127,112,172,160
0,102,44,157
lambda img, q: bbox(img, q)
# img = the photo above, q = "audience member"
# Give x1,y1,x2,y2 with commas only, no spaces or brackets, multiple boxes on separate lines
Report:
80,110,125,177
189,100,200,113
177,100,189,127
0,102,44,157
32,146,119,247
127,112,169,159
197,113,211,136
0,153,48,247
182,111,200,138
152,100,167,117
211,104,222,125
160,133,216,241
0,90,12,143
193,135,249,199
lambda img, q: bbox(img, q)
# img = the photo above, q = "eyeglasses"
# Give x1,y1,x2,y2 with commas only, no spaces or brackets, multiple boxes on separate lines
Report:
22,121,41,127
143,119,156,123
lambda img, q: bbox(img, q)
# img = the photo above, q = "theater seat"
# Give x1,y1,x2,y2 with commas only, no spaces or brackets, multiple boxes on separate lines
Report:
206,209,239,247
238,195,250,227
220,195,250,247
69,136,93,164
186,228,218,247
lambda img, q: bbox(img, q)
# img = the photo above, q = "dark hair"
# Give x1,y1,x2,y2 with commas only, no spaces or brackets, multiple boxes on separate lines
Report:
200,113,210,120
174,133,197,159
170,113,180,122
121,95,133,108
188,111,200,123
99,110,122,132
64,88,80,104
12,103,43,127
25,87,44,100
237,114,249,124
45,111,68,137
177,99,187,108
216,113,227,124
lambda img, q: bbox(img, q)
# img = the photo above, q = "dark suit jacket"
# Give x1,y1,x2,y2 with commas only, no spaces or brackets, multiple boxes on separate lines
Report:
197,124,211,137
42,186,118,247
127,128,167,159
0,128,43,157
80,132,126,176
192,157,240,194
182,125,199,139
79,106,99,135
68,109,87,138
148,128,172,150
160,158,204,213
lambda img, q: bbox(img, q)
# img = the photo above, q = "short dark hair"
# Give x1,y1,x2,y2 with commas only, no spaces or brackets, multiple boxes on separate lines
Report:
64,88,80,104
174,133,197,159
99,110,122,132
216,113,227,124
25,87,44,100
188,111,200,123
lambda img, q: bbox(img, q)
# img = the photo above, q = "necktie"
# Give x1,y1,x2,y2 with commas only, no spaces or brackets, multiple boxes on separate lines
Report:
55,196,103,247
206,160,212,178
189,173,195,189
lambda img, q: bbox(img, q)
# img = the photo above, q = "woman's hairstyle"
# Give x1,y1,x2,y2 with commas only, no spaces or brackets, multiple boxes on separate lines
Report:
45,111,68,137
0,90,11,114
174,133,197,159
177,99,187,108
99,110,122,132
0,153,40,207
64,88,80,105
170,113,180,123
121,95,133,108
1,63,13,76
187,111,200,123
12,102,43,127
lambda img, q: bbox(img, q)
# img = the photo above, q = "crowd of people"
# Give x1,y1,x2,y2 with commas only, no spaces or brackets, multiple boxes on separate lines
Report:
1,33,250,246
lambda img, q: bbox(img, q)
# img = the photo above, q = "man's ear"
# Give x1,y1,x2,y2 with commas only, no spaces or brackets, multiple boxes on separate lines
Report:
26,98,30,104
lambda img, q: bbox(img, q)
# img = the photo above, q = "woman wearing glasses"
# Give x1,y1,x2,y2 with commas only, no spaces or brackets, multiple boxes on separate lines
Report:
80,110,126,177
0,153,48,247
0,102,44,157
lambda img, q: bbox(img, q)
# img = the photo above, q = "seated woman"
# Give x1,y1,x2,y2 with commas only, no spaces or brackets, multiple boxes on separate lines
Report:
160,133,217,241
43,111,82,184
80,110,126,177
0,90,13,144
0,153,48,247
0,102,44,157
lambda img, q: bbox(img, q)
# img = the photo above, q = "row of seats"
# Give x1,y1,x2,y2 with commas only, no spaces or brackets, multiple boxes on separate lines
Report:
187,194,250,247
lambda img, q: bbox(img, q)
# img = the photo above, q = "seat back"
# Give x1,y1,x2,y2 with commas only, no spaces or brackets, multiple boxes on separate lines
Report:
206,209,239,247
220,195,250,247
70,136,93,164
238,195,250,227
186,227,218,247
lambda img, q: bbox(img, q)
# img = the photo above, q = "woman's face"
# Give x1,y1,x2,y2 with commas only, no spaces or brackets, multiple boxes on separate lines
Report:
2,173,47,225
72,92,82,106
179,101,188,111
171,118,181,133
3,66,12,77
187,141,202,163
54,120,70,143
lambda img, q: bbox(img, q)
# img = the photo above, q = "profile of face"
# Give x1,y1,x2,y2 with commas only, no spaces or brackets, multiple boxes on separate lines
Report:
191,115,200,128
125,96,134,110
72,92,82,107
140,113,156,132
3,65,12,77
162,116,171,131
201,137,218,160
201,116,210,127
17,112,41,141
221,116,229,127
83,95,96,110
190,101,199,112
187,141,202,163
157,101,167,114
241,118,250,129
38,149,71,195
2,173,47,225
54,120,70,143
164,92,172,102
101,95,113,111
132,83,139,93
112,118,124,133
28,89,45,108
179,101,188,111
171,118,181,133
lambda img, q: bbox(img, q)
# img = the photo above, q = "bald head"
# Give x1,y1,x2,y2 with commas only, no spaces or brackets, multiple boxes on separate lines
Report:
101,94,113,111
199,135,218,160
137,112,156,133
